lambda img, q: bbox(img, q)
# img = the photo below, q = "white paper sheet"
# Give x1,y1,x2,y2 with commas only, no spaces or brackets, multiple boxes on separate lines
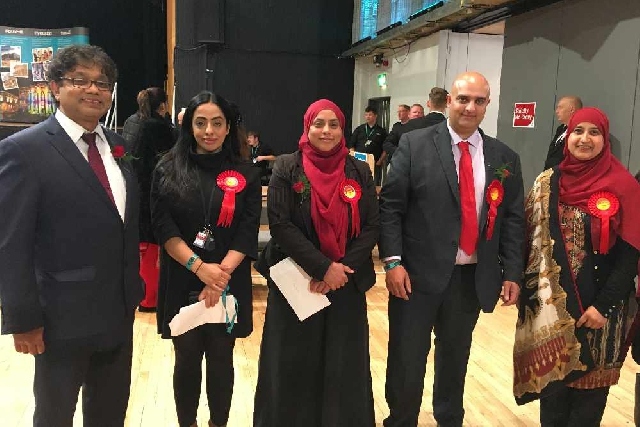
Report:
168,295,237,336
269,257,331,321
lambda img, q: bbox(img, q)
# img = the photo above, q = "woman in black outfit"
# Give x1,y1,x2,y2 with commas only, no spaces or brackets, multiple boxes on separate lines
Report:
134,87,176,311
253,99,379,426
150,91,261,427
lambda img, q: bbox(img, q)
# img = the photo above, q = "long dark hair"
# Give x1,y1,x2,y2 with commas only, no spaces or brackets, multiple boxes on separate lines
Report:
157,91,243,196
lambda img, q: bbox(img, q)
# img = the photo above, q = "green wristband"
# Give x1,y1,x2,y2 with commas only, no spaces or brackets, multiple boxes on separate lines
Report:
384,260,402,272
186,254,200,271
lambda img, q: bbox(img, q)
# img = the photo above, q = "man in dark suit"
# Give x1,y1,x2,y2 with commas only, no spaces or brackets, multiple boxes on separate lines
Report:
383,87,448,161
379,72,525,427
0,45,143,426
543,95,582,170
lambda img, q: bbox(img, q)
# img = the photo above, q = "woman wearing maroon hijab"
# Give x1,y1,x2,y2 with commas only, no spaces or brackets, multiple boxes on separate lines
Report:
513,107,640,426
253,100,379,426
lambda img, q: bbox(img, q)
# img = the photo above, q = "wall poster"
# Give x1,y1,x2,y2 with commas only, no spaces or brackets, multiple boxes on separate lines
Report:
0,26,89,124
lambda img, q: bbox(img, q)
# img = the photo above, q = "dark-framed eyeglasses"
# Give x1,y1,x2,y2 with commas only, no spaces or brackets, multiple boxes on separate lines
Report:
59,77,113,91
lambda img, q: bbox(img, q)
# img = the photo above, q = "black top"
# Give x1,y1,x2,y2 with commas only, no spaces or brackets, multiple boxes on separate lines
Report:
348,123,387,160
383,112,446,159
151,148,262,338
136,113,176,243
122,112,143,154
543,124,567,171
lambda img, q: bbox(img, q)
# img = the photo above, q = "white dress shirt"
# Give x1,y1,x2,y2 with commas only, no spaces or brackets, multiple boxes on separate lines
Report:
55,110,127,221
447,122,485,264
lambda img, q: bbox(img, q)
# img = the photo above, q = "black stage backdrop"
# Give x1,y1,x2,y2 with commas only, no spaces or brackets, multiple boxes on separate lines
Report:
1,0,167,127
175,0,355,155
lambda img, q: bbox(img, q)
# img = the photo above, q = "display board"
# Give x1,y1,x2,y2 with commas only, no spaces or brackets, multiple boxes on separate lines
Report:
0,26,89,123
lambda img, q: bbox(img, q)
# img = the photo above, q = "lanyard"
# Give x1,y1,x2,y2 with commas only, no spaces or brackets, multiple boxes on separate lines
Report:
195,170,217,227
365,125,374,139
221,287,238,334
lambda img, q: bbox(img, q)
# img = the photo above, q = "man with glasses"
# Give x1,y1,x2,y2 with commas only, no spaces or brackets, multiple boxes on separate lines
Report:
0,45,142,426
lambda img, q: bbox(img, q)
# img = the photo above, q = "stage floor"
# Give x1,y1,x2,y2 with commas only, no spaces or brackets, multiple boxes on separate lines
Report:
1,270,637,426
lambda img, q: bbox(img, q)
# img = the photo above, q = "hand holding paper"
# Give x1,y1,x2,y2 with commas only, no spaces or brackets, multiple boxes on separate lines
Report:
269,257,331,321
169,295,237,336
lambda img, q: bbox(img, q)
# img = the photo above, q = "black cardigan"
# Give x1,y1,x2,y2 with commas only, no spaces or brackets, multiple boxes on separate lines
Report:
150,149,261,338
256,151,380,294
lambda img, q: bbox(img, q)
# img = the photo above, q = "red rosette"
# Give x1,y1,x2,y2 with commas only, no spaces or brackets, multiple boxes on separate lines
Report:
485,179,504,240
339,179,362,237
588,192,620,254
216,171,247,227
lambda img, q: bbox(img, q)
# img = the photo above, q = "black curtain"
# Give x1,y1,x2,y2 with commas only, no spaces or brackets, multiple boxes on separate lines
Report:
174,0,355,155
2,0,168,126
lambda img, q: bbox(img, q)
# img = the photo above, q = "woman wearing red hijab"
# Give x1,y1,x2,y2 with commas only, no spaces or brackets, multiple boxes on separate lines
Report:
253,99,379,426
513,107,640,425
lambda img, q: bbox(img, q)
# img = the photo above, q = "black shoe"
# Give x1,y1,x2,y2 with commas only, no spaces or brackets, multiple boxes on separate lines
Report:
138,305,156,313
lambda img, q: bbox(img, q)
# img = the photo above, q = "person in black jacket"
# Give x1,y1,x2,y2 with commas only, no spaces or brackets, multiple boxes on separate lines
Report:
253,99,379,426
543,95,582,171
135,87,176,311
150,91,261,427
383,87,448,161
0,44,143,427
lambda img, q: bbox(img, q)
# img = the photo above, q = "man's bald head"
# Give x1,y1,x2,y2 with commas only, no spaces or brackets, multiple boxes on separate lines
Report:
451,72,491,98
447,71,491,138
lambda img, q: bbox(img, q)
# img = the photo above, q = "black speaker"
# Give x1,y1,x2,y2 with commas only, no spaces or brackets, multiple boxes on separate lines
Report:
195,0,225,45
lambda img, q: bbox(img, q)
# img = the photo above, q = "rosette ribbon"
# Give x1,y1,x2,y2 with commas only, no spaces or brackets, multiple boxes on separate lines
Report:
339,179,362,237
485,179,504,240
587,192,619,254
216,171,247,227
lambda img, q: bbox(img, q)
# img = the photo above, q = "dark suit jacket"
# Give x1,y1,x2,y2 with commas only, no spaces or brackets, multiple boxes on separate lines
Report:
543,124,567,170
0,116,143,343
259,151,380,294
379,121,525,312
383,111,446,159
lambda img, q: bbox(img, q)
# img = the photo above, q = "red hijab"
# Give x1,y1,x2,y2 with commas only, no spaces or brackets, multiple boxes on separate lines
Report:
298,99,349,261
559,107,640,252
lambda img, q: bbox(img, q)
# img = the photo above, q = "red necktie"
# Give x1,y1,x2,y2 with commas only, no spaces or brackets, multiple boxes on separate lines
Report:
82,132,115,205
458,141,478,255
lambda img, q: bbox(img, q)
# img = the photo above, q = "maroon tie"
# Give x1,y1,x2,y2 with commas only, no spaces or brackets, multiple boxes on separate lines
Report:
82,132,115,205
458,141,478,255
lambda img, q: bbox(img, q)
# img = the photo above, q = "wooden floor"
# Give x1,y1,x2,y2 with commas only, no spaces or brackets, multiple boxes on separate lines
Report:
1,273,637,426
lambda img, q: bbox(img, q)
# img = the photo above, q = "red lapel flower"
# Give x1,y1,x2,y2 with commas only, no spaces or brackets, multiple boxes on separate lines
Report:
494,163,512,183
111,145,136,161
292,173,311,202
292,181,305,193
